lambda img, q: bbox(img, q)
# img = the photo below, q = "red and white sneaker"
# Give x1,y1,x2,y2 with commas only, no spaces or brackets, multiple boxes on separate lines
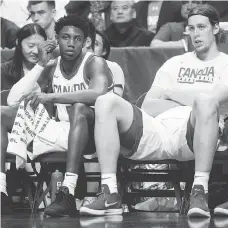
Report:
187,185,210,218
79,184,122,216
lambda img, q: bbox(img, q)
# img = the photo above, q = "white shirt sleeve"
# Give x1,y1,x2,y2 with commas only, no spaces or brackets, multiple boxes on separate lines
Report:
7,64,45,107
110,62,125,89
152,56,178,90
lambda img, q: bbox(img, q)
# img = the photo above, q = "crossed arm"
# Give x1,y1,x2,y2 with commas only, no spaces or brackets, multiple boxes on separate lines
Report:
142,83,228,118
43,57,111,106
7,56,111,109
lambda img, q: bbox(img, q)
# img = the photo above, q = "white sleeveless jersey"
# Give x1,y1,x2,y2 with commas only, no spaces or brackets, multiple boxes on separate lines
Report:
52,52,114,121
52,52,92,121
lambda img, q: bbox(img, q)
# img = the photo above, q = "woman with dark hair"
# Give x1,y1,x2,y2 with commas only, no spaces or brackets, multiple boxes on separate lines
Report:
1,23,47,91
94,29,110,60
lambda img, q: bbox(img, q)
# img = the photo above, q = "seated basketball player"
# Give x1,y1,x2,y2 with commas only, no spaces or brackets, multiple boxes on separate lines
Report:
80,4,228,218
1,16,114,216
81,20,125,207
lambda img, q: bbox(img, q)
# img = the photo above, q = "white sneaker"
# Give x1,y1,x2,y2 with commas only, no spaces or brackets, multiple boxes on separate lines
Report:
82,197,97,206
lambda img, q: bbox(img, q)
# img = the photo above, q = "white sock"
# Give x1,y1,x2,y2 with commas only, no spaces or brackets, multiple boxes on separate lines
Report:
62,172,78,195
101,173,118,193
193,171,210,193
0,172,7,195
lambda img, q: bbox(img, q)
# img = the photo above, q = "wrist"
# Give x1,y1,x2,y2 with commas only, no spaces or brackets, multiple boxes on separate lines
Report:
46,93,54,103
37,61,47,68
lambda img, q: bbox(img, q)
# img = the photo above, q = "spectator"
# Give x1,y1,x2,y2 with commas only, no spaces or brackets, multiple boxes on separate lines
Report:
27,1,56,40
151,0,203,50
1,23,50,91
135,1,183,33
1,17,20,49
104,1,154,47
0,23,57,214
0,0,20,49
209,1,228,22
65,1,111,31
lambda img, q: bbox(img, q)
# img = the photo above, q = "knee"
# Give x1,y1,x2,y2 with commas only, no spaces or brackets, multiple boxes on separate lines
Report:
68,103,90,124
95,93,118,116
193,94,219,119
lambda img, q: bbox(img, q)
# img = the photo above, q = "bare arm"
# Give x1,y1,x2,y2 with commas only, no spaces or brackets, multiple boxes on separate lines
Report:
142,87,181,117
164,84,228,108
111,62,125,97
150,23,188,50
151,39,186,49
34,56,111,106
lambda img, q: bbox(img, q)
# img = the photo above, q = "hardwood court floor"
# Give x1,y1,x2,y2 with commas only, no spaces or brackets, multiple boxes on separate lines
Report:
2,212,228,228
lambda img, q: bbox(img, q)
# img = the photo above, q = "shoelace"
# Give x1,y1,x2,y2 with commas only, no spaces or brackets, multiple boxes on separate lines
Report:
191,191,207,205
96,192,106,200
55,191,66,203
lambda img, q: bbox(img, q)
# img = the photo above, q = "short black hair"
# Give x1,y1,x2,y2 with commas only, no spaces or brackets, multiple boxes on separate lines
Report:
55,15,89,38
27,1,55,10
85,18,96,51
96,30,110,60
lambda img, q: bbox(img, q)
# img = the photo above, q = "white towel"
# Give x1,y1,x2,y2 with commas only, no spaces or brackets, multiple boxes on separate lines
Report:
7,101,51,169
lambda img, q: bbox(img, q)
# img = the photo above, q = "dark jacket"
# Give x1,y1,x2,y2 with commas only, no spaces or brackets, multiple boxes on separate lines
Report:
104,20,154,47
1,17,20,49
1,59,23,91
135,1,183,33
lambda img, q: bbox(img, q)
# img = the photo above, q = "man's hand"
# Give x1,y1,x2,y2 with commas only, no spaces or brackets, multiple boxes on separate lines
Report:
37,40,57,67
24,92,52,111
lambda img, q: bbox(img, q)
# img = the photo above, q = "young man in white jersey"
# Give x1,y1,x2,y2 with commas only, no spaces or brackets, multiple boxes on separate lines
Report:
80,4,228,218
80,19,125,207
0,16,114,216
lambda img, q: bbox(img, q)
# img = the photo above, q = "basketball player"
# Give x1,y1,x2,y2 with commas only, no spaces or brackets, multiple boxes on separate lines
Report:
80,4,228,218
81,20,125,207
1,16,113,216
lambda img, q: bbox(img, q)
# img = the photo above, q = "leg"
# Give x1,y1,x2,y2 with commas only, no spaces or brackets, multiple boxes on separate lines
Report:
1,106,17,172
0,106,17,214
66,103,95,174
188,95,219,217
44,103,95,217
80,93,135,216
190,95,219,173
95,93,134,174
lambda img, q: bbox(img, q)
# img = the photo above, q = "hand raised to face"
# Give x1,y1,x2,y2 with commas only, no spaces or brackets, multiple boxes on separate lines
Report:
37,40,58,67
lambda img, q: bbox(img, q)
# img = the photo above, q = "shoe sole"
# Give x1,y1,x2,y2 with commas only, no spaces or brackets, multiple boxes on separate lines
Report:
214,208,228,216
80,207,123,216
80,207,105,216
105,208,123,215
44,210,77,217
187,208,211,218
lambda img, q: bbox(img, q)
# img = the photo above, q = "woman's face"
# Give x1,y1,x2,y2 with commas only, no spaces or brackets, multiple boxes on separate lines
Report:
21,34,45,64
94,33,104,57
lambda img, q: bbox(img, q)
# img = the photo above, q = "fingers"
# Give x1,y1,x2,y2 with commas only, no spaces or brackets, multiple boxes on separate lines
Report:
30,96,41,111
38,40,57,53
24,93,35,108
24,93,41,111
